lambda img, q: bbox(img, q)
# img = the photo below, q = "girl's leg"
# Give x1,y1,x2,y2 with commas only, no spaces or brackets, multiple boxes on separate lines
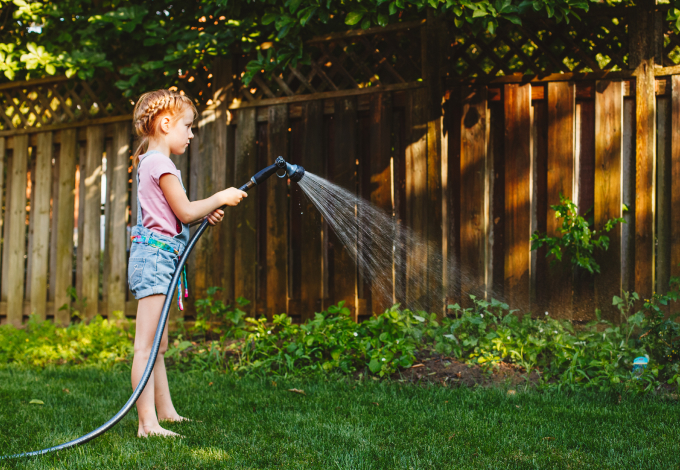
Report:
131,294,180,437
154,327,187,421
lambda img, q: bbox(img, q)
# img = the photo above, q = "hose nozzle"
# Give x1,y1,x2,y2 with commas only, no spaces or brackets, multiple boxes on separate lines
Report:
282,160,305,183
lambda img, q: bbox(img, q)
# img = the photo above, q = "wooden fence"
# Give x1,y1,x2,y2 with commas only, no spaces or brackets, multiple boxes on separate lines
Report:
2,8,680,326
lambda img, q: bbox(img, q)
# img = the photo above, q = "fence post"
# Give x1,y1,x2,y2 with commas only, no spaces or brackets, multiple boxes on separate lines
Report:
629,0,663,299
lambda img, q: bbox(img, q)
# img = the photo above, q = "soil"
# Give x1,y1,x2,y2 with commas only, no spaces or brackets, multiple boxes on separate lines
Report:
388,355,541,388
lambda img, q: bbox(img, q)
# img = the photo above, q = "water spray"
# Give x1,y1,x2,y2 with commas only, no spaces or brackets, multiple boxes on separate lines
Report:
2,157,305,460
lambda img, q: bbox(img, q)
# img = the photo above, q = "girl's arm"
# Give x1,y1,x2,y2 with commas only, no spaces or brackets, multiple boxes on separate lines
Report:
159,174,247,225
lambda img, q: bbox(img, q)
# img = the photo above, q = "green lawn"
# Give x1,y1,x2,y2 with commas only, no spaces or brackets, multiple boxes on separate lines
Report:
0,367,678,469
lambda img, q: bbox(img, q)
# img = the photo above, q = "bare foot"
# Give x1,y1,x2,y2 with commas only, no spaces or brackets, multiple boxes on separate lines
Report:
137,424,184,438
158,414,195,423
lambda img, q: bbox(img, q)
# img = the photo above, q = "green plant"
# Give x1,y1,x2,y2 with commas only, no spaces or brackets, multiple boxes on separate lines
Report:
193,287,249,340
530,194,625,274
57,285,87,321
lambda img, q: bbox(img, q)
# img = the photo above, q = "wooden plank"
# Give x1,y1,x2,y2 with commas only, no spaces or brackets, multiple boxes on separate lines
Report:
0,140,6,304
532,98,549,313
594,81,623,320
635,64,656,298
53,129,76,325
106,122,130,317
207,58,232,309
0,115,133,138
195,113,216,306
574,99,596,320
443,91,461,308
405,88,428,309
266,104,291,319
367,93,394,314
48,141,59,305
671,76,680,281
294,101,325,321
25,150,35,303
427,96,443,314
546,82,575,318
185,131,199,312
503,83,532,310
6,135,28,326
28,132,53,320
656,94,672,295
621,96,636,294
82,126,103,320
234,108,258,315
101,139,113,305
331,97,358,318
460,86,488,304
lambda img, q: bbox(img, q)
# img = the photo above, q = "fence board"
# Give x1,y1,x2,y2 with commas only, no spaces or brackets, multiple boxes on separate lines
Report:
53,129,76,325
234,108,258,314
331,97,358,318
264,104,289,319
443,91,461,307
29,132,53,320
298,102,323,320
635,65,655,298
672,76,680,280
460,86,488,304
621,97,636,294
0,138,5,305
186,133,199,314
82,126,103,319
503,83,532,310
546,81,575,318
427,96,443,313
656,95,672,295
195,111,218,305
2,154,12,303
405,88,428,309
594,81,623,320
6,134,28,326
532,97,549,312
210,59,231,304
106,122,129,316
48,143,59,305
368,93,394,314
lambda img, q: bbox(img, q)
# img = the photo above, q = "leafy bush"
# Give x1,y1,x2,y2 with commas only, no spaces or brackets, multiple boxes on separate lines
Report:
530,194,625,274
0,315,132,368
2,282,678,396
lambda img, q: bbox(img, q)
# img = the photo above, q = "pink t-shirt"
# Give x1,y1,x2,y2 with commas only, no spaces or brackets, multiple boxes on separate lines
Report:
138,152,183,237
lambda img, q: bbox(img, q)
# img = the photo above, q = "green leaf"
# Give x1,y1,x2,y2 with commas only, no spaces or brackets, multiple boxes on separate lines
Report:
29,399,44,405
345,11,365,25
368,358,382,373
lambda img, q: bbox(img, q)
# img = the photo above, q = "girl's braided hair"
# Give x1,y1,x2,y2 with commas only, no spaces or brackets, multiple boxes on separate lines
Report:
132,89,197,167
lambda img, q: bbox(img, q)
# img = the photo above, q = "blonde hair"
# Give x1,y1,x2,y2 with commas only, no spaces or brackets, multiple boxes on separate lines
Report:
132,89,198,167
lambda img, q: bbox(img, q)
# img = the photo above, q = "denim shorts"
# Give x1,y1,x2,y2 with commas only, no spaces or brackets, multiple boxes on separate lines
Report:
127,233,184,300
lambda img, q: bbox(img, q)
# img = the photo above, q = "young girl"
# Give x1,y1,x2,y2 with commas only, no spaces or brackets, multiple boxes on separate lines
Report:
128,89,247,438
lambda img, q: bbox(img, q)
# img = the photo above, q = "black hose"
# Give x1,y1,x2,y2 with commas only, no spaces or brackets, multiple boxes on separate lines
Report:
0,180,254,460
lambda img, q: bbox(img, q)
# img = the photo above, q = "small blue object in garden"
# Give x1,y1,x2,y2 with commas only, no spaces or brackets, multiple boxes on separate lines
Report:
632,356,648,377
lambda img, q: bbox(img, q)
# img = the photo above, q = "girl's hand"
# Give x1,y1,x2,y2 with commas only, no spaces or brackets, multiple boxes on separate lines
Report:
204,208,224,225
220,187,248,206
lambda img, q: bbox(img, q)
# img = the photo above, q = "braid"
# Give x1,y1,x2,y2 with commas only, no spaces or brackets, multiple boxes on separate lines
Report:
131,90,196,167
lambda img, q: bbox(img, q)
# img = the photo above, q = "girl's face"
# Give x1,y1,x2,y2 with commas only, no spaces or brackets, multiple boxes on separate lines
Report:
161,107,195,155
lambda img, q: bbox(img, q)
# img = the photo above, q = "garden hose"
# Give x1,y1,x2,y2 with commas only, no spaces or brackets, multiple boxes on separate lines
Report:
1,157,305,459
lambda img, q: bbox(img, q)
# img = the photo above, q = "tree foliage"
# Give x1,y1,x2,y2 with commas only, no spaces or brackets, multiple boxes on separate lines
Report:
0,0,632,96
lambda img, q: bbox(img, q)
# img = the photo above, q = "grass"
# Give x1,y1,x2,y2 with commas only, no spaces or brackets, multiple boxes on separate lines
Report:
0,367,678,469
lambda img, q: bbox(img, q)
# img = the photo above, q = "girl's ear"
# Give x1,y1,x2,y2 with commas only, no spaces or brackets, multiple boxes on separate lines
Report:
159,115,171,134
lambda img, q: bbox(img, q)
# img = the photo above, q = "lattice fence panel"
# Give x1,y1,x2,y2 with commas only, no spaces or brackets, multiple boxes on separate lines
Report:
233,25,423,104
444,14,629,81
0,78,134,131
